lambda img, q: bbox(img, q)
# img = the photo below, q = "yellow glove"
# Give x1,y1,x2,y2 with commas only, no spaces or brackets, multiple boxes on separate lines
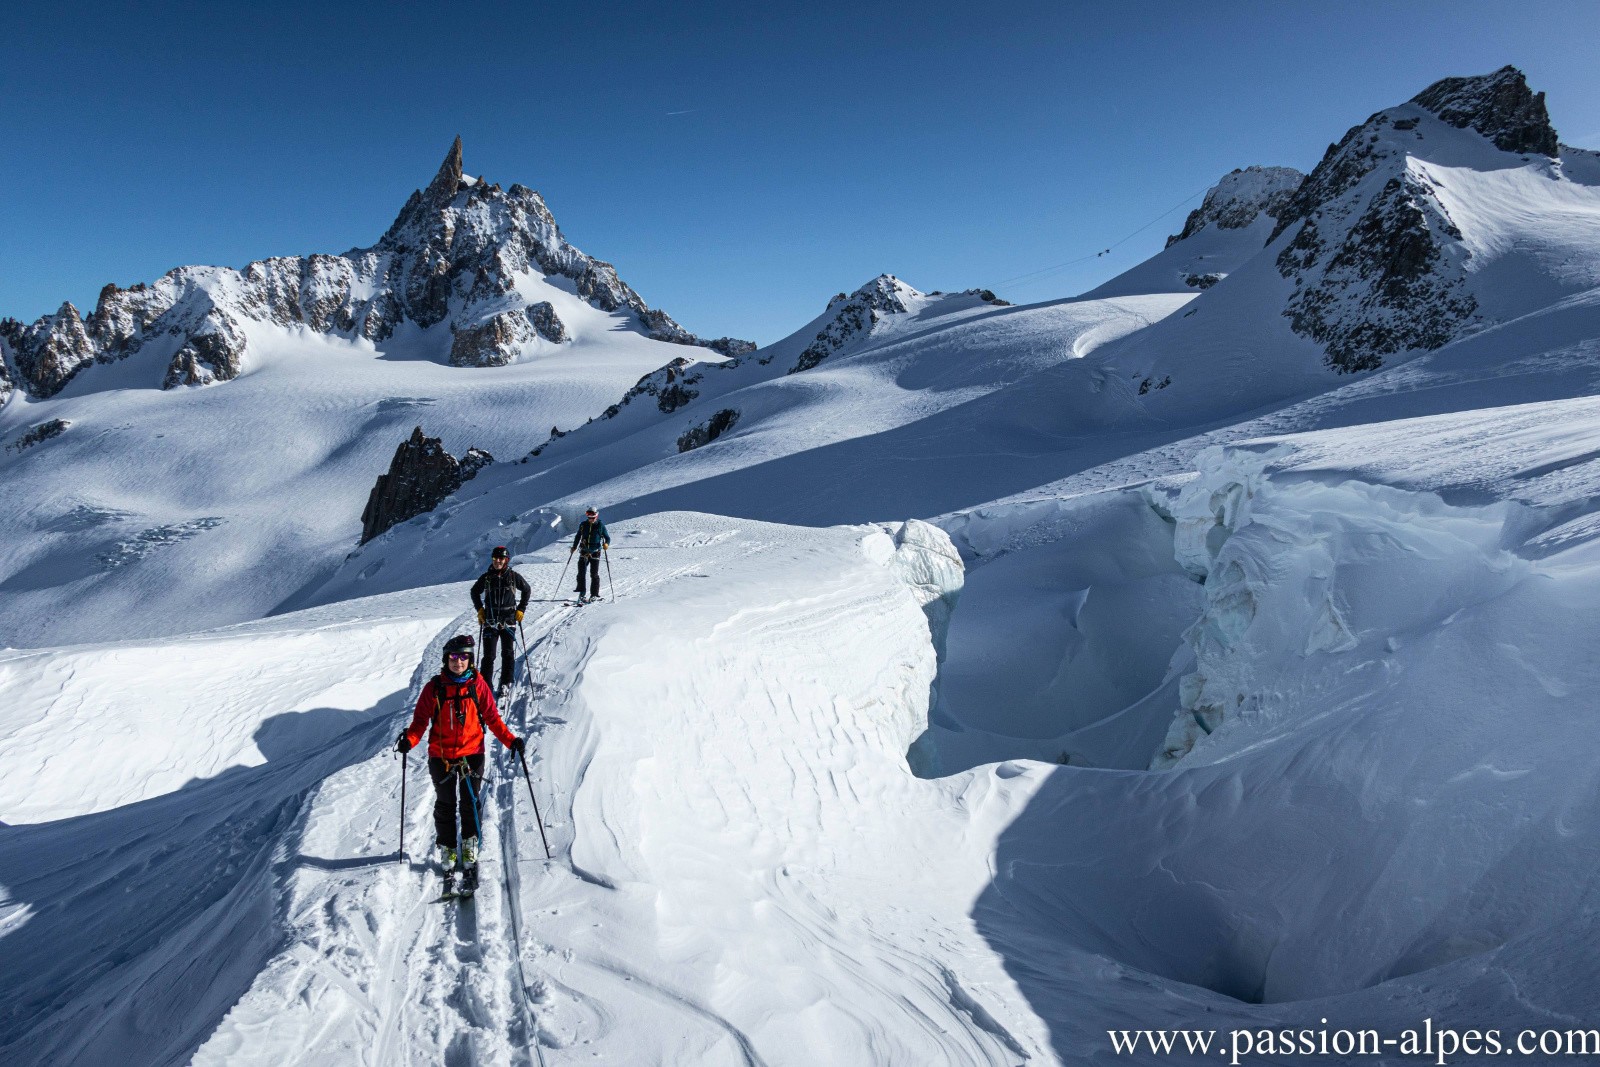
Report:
476,609,485,625
515,610,524,622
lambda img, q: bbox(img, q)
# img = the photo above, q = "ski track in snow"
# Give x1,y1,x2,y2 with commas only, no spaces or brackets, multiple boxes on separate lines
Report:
157,515,1046,1066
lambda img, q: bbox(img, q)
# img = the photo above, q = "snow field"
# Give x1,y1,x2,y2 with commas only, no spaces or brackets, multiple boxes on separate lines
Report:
0,307,703,649
181,513,1063,1065
0,584,458,1065
308,289,1191,613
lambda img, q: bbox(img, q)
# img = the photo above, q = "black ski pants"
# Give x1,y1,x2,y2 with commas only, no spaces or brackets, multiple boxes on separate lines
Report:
480,625,515,688
576,552,601,597
428,752,485,848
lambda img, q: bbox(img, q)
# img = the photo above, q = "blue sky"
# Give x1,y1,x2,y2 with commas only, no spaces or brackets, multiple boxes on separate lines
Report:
5,1,1600,345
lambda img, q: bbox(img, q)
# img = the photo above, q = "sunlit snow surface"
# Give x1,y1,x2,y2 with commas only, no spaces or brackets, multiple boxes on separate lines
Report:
9,90,1600,1064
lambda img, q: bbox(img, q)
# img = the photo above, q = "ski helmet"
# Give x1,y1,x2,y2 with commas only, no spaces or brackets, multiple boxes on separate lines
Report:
491,545,510,561
585,507,598,517
442,634,475,667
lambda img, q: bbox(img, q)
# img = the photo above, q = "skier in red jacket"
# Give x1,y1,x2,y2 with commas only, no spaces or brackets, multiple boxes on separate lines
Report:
396,633,524,882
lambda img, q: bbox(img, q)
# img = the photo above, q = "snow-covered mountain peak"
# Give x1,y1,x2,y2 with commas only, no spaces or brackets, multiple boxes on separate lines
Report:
1410,64,1559,157
790,274,928,372
1248,67,1595,374
0,139,752,401
1165,166,1304,248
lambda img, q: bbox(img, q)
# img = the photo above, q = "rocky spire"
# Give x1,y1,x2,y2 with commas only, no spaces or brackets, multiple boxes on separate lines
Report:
381,137,469,247
425,136,465,201
359,426,492,544
1411,65,1558,157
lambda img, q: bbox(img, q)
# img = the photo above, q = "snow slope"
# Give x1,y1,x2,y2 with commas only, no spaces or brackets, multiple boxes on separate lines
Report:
303,277,1189,607
15,483,1600,1065
0,299,720,649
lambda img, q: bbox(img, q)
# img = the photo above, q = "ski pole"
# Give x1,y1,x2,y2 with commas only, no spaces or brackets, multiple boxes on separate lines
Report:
399,749,407,863
517,618,532,704
554,551,572,598
603,545,615,602
517,749,553,859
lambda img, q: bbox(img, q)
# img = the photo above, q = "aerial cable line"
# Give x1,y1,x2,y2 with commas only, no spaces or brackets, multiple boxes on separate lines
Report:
996,183,1213,289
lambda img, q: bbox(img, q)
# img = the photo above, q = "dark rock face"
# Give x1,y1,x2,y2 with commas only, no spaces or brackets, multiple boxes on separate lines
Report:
2,138,752,399
1269,120,1390,245
7,418,69,452
527,301,566,344
1166,166,1305,248
1280,173,1476,373
2,303,94,398
1411,65,1558,156
163,309,246,387
790,275,920,374
677,408,740,452
449,308,535,367
444,299,563,369
1184,273,1222,290
359,426,493,544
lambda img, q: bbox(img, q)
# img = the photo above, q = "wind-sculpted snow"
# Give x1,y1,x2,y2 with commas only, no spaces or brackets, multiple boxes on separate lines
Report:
0,587,456,1065
924,422,1600,1051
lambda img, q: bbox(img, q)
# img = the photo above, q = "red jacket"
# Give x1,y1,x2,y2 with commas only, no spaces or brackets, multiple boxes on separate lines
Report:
403,670,518,759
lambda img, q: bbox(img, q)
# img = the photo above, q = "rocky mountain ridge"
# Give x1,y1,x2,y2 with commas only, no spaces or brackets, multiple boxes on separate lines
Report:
1165,166,1304,248
1261,67,1562,372
521,273,1003,466
0,138,752,401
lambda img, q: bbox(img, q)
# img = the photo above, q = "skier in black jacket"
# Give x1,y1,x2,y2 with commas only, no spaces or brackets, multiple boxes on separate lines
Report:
570,507,610,602
470,546,531,697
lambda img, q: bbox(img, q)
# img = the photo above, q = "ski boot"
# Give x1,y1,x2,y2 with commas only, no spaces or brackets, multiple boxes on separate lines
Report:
459,836,481,897
439,844,459,898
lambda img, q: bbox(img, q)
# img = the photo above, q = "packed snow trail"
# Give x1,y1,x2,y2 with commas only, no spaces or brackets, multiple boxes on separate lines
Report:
181,513,1058,1065
0,587,457,1066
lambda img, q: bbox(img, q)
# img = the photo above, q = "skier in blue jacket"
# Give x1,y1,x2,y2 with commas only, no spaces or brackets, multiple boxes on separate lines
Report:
569,507,610,602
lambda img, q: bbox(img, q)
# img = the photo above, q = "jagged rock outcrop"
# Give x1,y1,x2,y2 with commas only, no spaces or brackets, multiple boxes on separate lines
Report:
7,418,69,452
527,302,566,344
677,408,740,452
359,426,492,544
1411,65,1557,156
163,307,247,387
790,275,923,374
1166,166,1304,248
1,303,94,398
1,137,752,399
